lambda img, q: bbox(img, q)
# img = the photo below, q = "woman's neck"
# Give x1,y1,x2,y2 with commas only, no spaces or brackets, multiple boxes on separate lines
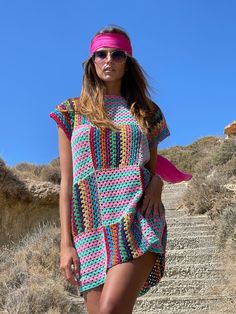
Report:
104,80,122,96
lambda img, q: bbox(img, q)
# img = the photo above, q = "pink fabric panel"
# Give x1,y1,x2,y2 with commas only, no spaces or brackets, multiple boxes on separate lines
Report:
156,155,192,183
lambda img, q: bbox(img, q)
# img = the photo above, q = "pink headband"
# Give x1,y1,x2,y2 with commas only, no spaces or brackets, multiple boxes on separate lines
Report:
90,33,132,56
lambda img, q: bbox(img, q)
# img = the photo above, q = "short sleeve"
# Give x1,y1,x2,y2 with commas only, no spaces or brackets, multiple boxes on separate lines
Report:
148,103,170,149
49,99,75,141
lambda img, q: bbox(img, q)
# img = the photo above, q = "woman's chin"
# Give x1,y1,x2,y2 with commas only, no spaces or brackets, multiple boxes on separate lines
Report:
102,76,119,82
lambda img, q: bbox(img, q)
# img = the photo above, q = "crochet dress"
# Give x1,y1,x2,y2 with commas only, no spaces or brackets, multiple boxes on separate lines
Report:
49,95,170,297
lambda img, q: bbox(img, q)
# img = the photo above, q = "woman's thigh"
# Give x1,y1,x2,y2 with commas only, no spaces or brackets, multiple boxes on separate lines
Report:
99,251,157,314
83,283,104,314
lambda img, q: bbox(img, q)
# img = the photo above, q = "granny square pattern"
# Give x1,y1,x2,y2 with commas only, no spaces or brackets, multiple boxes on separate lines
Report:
49,95,170,296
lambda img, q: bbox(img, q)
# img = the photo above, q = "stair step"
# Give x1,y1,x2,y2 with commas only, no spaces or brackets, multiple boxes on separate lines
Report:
166,235,216,250
166,251,220,264
164,210,188,217
147,278,221,296
164,262,223,279
168,225,215,235
166,218,211,227
168,229,215,236
166,246,220,255
133,295,232,313
168,224,215,232
70,293,232,314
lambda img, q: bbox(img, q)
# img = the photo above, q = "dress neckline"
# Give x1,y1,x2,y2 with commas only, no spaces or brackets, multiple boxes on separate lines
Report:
104,94,126,100
103,94,129,107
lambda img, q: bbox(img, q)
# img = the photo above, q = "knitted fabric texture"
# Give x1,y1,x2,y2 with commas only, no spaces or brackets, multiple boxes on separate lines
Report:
49,95,170,297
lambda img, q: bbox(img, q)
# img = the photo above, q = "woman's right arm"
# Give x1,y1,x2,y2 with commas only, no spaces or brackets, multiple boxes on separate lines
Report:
58,127,80,287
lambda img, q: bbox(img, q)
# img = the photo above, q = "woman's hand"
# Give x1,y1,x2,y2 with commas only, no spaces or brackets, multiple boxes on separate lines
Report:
140,174,164,218
60,244,80,287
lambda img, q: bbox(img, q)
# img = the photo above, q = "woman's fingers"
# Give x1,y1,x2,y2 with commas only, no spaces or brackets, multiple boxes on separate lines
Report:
140,195,150,214
144,200,155,218
153,202,161,217
73,258,80,275
60,259,80,287
63,265,80,287
140,199,165,218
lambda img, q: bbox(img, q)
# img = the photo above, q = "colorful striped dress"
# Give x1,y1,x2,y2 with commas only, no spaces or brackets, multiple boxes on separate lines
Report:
49,95,170,297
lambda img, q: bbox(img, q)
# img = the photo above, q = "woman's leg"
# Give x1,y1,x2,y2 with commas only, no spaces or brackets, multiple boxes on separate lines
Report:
99,251,157,314
83,284,104,314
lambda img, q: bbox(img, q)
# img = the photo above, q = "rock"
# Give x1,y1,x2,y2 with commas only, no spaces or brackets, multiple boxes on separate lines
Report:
224,121,236,138
0,163,60,245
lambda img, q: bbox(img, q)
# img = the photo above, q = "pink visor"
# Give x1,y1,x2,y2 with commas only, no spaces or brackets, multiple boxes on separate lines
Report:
90,33,132,56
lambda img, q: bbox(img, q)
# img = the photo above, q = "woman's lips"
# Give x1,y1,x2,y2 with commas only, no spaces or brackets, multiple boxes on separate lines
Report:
104,68,114,72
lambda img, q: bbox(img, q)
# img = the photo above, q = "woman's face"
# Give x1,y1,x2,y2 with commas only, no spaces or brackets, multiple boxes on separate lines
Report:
92,48,127,83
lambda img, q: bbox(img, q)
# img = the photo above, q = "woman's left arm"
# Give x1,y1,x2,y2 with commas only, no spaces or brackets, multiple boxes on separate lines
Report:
140,145,164,218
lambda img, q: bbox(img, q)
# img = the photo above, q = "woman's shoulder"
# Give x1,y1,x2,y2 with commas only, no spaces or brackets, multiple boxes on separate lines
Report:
149,100,162,112
55,96,80,113
148,100,165,122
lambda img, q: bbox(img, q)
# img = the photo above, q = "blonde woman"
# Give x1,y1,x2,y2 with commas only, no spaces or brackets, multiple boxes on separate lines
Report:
49,25,170,314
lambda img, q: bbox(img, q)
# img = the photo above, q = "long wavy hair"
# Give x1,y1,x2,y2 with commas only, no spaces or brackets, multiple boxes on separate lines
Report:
77,25,157,137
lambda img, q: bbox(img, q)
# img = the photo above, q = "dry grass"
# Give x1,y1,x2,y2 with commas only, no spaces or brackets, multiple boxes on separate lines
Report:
182,137,236,217
159,136,222,174
215,204,236,249
10,158,61,184
0,222,81,314
209,207,236,313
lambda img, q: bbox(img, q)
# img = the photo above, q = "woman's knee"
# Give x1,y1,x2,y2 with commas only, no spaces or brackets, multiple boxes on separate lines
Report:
99,295,132,314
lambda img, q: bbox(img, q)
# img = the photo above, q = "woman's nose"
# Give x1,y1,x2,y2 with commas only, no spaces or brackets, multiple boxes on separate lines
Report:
106,52,113,63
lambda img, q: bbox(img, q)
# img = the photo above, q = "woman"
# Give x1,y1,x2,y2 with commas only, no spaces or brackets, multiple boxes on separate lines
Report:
49,25,170,314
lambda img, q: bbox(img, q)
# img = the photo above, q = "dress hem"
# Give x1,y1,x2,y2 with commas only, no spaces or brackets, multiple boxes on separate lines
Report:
78,248,165,298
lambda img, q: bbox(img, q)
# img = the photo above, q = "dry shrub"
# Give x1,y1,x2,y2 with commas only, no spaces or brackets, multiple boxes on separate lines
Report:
11,160,61,184
181,137,236,217
215,204,236,248
49,158,60,168
0,222,81,314
213,138,236,166
182,156,234,215
0,160,31,202
0,157,6,167
159,136,221,174
39,165,61,184
222,156,236,180
14,162,41,173
210,204,236,313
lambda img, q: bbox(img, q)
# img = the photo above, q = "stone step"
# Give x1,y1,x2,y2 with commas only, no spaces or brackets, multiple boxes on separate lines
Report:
147,278,221,296
166,217,211,226
165,250,220,264
168,224,215,233
133,311,209,314
164,210,188,217
166,246,221,258
166,235,216,250
133,295,231,313
164,262,223,280
70,292,232,314
168,229,215,236
73,295,232,314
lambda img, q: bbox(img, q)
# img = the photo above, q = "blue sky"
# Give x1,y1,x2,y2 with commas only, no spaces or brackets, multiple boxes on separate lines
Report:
1,0,235,167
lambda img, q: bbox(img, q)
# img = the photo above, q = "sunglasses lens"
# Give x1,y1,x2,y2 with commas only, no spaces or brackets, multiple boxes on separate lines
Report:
93,50,107,62
112,50,127,63
93,50,127,63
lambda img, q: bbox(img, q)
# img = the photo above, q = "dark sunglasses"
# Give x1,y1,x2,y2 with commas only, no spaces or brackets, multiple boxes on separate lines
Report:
92,49,128,63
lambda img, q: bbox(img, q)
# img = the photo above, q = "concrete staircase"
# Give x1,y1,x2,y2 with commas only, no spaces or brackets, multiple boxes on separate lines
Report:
133,182,233,313
74,183,233,313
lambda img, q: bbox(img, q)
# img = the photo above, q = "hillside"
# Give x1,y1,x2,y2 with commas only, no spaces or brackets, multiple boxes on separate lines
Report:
0,136,235,313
